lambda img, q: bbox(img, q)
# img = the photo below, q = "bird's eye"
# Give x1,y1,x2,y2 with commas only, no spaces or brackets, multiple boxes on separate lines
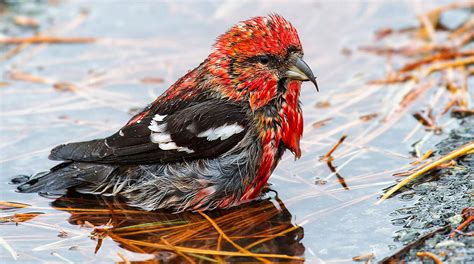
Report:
258,55,270,65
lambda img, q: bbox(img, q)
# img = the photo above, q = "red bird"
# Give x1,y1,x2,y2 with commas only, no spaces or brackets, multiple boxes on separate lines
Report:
18,15,318,212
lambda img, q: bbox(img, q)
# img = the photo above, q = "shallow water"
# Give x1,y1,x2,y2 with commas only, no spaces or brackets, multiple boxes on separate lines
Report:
0,0,469,263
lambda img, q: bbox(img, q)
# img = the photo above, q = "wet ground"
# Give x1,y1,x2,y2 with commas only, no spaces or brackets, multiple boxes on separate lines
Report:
0,0,472,263
383,117,473,263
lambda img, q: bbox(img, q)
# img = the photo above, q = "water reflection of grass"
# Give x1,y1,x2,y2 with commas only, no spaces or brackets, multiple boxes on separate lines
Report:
1,193,305,263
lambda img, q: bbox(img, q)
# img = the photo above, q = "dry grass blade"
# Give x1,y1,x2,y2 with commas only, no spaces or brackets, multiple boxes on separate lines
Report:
426,56,474,75
123,239,304,261
0,201,30,210
378,142,474,203
244,225,300,250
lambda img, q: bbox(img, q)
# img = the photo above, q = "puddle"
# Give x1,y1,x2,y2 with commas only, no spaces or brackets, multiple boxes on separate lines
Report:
0,0,471,263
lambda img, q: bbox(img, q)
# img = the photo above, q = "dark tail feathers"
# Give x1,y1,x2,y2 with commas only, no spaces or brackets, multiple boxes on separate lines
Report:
17,162,116,195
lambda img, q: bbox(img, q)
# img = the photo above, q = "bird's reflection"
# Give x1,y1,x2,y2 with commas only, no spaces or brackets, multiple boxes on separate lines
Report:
50,191,305,263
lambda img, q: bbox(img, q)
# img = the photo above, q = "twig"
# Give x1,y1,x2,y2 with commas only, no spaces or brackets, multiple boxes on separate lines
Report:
378,142,474,203
327,161,349,190
416,252,443,264
410,149,433,165
320,135,347,162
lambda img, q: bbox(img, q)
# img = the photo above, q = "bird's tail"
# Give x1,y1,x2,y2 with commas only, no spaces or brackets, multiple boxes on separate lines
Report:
16,162,117,195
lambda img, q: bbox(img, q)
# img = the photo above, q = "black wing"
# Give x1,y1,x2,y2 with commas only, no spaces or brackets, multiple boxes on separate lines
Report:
49,99,249,164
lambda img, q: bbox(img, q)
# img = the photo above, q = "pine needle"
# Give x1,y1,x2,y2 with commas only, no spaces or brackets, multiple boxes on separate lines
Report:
198,211,271,263
123,238,304,261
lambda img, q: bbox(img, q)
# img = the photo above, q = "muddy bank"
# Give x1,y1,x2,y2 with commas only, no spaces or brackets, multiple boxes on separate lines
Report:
383,117,473,263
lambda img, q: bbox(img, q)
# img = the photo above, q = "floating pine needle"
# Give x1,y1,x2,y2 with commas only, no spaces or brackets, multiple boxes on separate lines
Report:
451,108,474,118
352,252,375,263
0,201,30,210
410,149,433,165
416,252,443,264
0,212,43,224
140,77,165,84
53,82,78,92
198,211,271,264
413,112,434,127
312,117,332,129
13,16,39,28
378,142,474,203
7,70,53,84
0,36,96,44
359,113,378,122
320,135,347,162
121,239,304,261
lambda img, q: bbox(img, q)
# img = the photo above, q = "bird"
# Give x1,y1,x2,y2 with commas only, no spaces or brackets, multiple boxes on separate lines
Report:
17,14,318,212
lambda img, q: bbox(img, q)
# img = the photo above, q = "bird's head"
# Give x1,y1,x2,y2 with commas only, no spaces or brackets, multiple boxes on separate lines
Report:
207,14,317,110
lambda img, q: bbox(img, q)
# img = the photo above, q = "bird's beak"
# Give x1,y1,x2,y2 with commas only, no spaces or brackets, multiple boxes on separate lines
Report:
285,57,319,92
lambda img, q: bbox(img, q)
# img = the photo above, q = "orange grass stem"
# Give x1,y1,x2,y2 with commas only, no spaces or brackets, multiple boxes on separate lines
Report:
320,135,347,161
160,237,196,264
198,211,271,263
245,225,300,250
123,238,304,261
